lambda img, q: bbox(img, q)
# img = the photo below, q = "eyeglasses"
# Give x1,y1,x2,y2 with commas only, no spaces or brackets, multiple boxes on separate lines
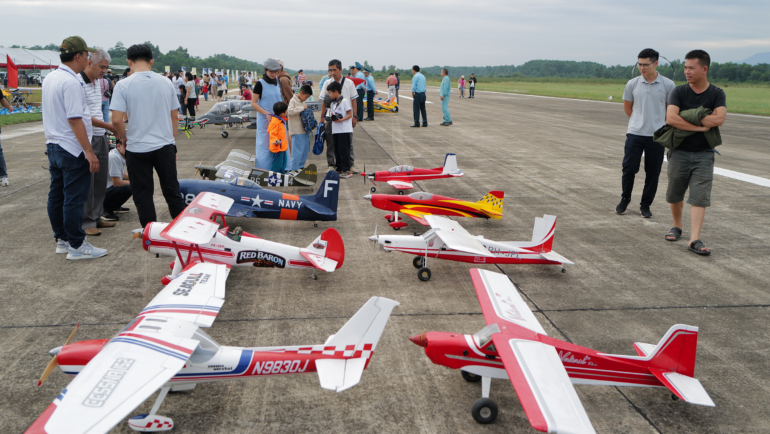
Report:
637,62,654,68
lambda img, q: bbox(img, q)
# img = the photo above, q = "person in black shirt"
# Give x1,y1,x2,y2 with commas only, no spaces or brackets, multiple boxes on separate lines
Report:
663,50,726,256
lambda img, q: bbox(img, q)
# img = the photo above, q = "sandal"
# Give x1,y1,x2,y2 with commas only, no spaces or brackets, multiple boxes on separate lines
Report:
665,227,682,242
688,240,711,256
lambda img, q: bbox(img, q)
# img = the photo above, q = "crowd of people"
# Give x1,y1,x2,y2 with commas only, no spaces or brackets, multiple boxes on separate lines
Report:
33,35,725,260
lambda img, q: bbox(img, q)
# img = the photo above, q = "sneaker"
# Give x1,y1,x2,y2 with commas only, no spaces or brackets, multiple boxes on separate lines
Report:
409,124,420,128
288,170,299,176
85,227,101,236
445,121,453,125
97,220,117,228
55,238,70,254
615,198,630,214
440,122,447,126
66,240,108,260
0,177,8,186
115,207,130,214
102,211,119,221
422,124,428,127
640,206,652,218
350,166,360,174
340,171,352,179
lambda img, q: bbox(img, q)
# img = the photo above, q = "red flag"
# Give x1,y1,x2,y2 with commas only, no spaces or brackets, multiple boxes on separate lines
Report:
6,55,18,89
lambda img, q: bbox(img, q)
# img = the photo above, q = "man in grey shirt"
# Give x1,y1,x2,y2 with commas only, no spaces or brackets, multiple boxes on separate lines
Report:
617,48,675,218
110,43,186,228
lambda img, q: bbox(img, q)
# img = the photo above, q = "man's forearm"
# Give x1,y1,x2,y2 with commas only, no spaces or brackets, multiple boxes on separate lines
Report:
112,112,127,142
666,114,704,132
171,110,178,140
92,117,113,132
701,112,726,128
68,119,93,153
0,99,11,110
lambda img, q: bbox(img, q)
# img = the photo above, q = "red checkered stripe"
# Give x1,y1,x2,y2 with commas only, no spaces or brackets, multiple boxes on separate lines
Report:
279,343,375,359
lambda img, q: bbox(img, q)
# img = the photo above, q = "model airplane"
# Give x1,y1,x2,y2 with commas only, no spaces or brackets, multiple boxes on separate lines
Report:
410,268,714,432
194,149,318,187
363,96,398,113
139,191,344,282
369,215,572,281
27,261,399,433
196,101,252,138
364,190,503,230
179,171,339,225
362,153,463,194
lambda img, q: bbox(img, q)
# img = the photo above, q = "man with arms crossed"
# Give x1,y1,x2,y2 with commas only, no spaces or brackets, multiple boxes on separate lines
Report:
110,43,186,229
617,48,675,218
44,36,107,260
663,50,725,256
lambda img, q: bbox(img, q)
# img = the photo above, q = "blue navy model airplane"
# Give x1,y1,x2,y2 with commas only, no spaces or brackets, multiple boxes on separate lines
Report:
179,171,339,225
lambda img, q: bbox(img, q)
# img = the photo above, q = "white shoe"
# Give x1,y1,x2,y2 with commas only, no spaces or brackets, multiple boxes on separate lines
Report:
66,240,108,260
350,166,360,174
0,177,8,186
55,238,70,254
327,165,336,172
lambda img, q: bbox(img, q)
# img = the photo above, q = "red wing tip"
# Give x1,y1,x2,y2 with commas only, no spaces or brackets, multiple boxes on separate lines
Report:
37,381,42,387
488,191,504,198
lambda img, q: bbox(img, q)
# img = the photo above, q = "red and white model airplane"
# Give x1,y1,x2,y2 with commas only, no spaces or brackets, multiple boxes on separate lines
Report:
361,153,463,194
410,268,714,432
138,192,344,283
27,261,399,433
369,215,572,281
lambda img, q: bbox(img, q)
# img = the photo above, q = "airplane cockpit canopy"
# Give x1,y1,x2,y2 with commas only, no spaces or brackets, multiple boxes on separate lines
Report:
207,101,250,115
222,176,258,188
388,165,414,173
408,192,433,200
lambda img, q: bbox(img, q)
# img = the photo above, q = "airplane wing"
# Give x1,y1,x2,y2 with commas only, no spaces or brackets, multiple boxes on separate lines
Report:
491,335,596,434
226,203,274,218
386,180,413,190
160,193,234,245
399,209,430,226
425,215,493,257
303,200,335,216
139,262,229,327
469,268,546,334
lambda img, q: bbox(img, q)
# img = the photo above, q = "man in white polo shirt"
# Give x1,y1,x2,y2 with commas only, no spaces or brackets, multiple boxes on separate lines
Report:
110,43,186,229
78,47,118,236
617,48,675,218
43,36,107,260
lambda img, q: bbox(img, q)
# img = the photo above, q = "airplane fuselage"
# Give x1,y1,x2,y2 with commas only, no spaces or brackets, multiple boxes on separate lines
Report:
369,194,499,221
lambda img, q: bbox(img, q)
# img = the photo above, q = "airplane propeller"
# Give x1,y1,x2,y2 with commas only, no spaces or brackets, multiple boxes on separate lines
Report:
370,225,378,250
193,159,203,177
37,324,79,387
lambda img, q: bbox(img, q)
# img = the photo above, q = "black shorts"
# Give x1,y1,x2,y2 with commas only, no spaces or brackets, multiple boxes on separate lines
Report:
217,90,224,97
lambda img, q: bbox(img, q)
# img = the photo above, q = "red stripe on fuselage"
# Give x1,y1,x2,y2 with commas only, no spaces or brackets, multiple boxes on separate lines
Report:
119,332,193,355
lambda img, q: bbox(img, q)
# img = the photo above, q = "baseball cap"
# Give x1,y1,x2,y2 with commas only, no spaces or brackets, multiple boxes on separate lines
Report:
276,58,285,68
60,36,96,54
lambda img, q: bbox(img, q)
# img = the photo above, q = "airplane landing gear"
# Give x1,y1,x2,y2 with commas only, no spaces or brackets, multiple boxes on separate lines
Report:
370,187,376,193
418,267,431,281
470,376,498,424
462,371,481,382
561,267,567,273
128,386,174,432
312,270,318,280
413,256,426,269
221,131,228,138
398,191,405,195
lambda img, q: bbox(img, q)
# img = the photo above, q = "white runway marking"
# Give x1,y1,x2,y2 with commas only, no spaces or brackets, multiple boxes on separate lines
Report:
661,155,770,188
377,89,433,103
1,124,45,139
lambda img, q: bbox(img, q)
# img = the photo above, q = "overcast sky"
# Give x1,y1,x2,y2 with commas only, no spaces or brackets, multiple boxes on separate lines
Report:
2,0,768,70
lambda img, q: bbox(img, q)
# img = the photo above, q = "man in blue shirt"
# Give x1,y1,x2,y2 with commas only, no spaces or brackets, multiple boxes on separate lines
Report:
353,62,366,121
363,69,377,121
439,68,452,126
410,65,427,127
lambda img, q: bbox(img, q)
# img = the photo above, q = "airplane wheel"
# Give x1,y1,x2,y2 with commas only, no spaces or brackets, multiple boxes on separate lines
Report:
312,274,318,281
413,256,426,269
221,131,229,138
398,191,405,195
417,267,431,281
229,123,234,127
561,268,567,273
394,106,399,113
314,223,318,228
370,187,376,193
471,398,498,424
462,371,482,383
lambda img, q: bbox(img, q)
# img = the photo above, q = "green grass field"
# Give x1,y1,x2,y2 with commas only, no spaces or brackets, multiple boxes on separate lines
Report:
425,79,770,116
0,112,42,127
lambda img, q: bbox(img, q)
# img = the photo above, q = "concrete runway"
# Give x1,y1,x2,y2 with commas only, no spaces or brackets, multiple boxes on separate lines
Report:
1,86,768,433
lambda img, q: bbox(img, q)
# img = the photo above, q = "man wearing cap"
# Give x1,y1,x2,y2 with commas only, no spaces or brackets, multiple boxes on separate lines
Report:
43,36,107,260
352,63,366,121
363,69,377,121
110,43,186,229
251,58,284,170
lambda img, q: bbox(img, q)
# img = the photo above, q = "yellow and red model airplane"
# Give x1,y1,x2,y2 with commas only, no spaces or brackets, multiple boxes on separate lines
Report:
364,190,504,229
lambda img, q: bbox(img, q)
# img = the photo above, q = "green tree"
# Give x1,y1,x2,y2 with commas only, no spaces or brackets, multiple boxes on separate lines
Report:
108,42,126,62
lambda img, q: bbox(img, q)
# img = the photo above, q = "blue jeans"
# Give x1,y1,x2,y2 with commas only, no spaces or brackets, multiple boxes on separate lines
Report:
0,137,7,178
47,143,92,248
291,132,311,171
441,95,451,123
203,92,208,101
101,100,110,123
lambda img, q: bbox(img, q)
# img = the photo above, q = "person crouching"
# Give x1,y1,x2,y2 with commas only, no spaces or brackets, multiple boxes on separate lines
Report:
268,102,289,173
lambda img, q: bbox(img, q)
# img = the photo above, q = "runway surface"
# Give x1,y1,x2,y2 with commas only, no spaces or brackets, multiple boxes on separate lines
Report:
1,85,768,433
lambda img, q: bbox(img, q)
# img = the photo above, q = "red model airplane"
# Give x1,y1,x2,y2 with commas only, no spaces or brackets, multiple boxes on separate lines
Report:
364,190,503,229
362,153,463,194
410,269,714,432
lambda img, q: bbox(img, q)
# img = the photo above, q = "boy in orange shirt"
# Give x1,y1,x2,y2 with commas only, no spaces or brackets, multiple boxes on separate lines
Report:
268,101,289,173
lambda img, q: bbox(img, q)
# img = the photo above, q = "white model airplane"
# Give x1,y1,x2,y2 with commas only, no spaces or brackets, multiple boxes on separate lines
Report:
138,192,344,283
369,214,573,281
26,260,399,433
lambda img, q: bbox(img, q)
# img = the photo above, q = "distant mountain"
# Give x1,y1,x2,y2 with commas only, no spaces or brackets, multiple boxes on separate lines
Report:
740,52,770,65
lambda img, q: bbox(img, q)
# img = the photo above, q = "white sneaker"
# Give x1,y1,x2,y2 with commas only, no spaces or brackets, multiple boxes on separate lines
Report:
56,238,70,254
66,240,108,260
0,177,8,186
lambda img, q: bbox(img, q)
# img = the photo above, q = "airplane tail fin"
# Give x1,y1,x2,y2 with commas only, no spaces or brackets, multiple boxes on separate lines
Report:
441,153,462,175
294,164,318,185
300,228,345,271
634,325,714,406
528,215,557,253
317,297,400,392
477,191,504,218
312,170,340,213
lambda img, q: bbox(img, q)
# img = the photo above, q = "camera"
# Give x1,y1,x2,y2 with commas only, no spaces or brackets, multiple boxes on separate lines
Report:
103,89,112,99
324,113,341,122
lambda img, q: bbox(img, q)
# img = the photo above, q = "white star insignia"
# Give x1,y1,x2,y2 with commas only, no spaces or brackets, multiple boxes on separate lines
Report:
251,195,263,208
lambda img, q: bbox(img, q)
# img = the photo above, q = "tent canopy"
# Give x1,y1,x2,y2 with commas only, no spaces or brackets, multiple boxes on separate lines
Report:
0,48,61,70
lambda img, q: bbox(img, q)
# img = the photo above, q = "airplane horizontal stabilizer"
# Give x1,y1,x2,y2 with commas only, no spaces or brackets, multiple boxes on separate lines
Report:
303,200,335,216
649,369,715,407
316,357,367,392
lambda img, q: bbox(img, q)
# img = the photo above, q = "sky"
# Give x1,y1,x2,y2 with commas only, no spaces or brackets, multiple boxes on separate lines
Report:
2,0,768,70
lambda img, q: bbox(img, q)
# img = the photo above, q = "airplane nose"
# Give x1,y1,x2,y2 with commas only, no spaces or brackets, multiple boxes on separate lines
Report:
364,194,372,201
48,346,63,357
368,235,378,242
409,332,427,348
